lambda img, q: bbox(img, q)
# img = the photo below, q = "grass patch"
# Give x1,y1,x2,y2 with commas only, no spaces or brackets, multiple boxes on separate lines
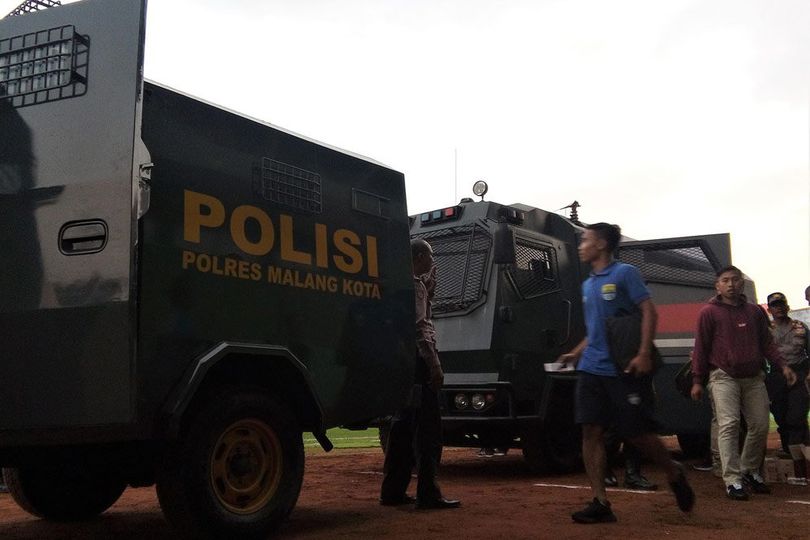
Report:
304,427,381,450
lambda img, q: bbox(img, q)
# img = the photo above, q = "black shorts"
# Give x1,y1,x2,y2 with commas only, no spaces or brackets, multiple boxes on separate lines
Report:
575,371,658,438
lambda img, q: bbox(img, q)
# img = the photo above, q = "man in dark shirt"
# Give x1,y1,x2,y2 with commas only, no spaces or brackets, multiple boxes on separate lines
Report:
691,267,797,500
380,239,460,510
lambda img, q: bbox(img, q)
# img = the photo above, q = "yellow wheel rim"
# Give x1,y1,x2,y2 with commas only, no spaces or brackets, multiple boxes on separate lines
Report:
210,418,283,515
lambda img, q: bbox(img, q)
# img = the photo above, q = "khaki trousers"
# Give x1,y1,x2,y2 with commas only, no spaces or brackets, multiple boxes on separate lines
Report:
708,369,770,486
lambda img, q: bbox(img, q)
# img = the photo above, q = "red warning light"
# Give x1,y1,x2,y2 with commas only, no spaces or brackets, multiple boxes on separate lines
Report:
444,207,455,218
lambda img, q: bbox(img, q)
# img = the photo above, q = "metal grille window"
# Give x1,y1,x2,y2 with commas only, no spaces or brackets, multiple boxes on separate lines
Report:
618,243,716,287
414,224,492,314
508,241,559,298
255,157,322,214
0,25,89,108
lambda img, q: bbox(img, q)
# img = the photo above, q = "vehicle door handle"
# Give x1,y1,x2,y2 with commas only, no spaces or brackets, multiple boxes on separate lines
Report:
59,220,108,255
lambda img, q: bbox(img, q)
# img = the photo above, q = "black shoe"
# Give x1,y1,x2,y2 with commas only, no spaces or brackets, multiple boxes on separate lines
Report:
624,472,658,491
571,498,617,524
380,494,417,506
0,484,7,494
692,460,713,472
415,497,461,510
604,471,619,487
669,462,695,512
742,472,771,494
726,483,749,501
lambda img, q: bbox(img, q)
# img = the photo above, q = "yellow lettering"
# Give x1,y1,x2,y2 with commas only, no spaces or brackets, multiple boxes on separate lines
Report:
315,223,329,269
280,215,312,265
251,263,262,281
182,250,196,269
224,258,238,277
333,229,363,274
230,205,275,256
184,190,225,243
268,265,282,283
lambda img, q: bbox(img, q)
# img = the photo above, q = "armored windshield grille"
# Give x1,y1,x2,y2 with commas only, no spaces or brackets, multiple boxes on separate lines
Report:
617,243,716,287
510,241,559,298
257,157,322,214
414,224,492,314
0,25,88,108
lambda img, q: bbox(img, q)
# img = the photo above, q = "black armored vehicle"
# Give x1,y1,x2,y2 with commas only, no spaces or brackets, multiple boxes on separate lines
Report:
410,188,729,472
0,0,413,537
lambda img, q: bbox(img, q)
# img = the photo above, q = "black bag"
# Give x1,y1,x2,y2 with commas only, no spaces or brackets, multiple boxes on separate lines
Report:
606,309,663,374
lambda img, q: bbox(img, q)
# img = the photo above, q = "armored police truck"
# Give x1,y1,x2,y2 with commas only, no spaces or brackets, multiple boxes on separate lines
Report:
410,192,729,472
0,0,413,537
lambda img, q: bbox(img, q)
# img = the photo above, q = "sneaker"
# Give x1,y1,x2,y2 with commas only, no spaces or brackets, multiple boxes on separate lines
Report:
571,498,617,524
742,472,771,494
692,461,713,472
604,473,619,487
625,472,658,491
668,462,695,512
478,448,495,457
726,483,749,501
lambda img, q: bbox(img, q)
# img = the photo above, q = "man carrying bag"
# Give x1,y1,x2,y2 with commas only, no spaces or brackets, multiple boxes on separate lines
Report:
558,222,694,524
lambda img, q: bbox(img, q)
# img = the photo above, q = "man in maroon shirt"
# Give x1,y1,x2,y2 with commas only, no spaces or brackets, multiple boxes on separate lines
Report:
690,266,797,500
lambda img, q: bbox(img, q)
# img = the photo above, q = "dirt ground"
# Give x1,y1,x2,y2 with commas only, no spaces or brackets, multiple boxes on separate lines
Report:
0,434,807,539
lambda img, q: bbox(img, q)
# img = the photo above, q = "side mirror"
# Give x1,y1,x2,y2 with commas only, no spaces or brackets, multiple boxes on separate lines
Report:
493,223,516,265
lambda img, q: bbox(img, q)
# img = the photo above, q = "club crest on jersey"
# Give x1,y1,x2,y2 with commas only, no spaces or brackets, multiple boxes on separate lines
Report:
601,283,617,301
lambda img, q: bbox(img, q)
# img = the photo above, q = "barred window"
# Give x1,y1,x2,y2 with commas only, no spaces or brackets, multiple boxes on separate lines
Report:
413,224,491,315
508,241,559,298
617,242,716,287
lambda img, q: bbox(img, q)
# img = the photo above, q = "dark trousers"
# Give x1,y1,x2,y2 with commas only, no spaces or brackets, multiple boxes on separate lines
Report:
766,364,810,449
380,383,443,502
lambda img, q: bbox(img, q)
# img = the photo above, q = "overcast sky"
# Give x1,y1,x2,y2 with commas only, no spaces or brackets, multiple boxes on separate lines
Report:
4,0,809,304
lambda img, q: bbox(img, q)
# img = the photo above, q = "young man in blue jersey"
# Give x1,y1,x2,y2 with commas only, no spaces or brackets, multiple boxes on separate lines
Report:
559,222,694,523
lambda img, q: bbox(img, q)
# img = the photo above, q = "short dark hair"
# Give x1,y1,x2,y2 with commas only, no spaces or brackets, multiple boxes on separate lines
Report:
715,265,742,278
411,238,431,259
585,222,621,253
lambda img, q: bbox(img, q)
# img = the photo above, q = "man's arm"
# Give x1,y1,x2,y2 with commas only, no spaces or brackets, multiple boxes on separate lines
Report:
624,298,658,376
557,337,587,366
690,309,713,401
415,281,443,390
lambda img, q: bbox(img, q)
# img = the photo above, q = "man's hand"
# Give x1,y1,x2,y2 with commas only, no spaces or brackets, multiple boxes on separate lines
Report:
690,383,704,401
782,366,797,387
428,364,444,392
557,352,580,367
624,352,653,377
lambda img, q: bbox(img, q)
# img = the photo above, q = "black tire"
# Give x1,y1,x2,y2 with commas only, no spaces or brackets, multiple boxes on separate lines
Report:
2,465,126,521
156,388,304,540
522,420,582,474
676,432,710,458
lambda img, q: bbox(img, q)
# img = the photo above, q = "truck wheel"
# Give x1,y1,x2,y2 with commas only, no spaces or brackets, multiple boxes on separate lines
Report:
676,433,710,458
156,389,304,540
522,421,582,474
2,465,126,521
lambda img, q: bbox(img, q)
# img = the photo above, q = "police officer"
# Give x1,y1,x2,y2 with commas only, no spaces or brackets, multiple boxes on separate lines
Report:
379,239,460,509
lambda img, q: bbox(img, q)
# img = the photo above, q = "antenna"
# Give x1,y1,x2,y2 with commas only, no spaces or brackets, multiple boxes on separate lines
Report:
558,200,581,225
6,0,61,18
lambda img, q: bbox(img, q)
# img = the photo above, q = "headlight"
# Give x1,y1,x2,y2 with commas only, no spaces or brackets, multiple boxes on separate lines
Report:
471,393,486,410
453,393,469,410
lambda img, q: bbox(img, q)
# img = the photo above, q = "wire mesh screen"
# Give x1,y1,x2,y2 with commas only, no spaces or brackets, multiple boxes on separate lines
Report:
255,157,322,214
509,241,559,298
414,224,492,314
0,25,89,108
617,242,716,287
